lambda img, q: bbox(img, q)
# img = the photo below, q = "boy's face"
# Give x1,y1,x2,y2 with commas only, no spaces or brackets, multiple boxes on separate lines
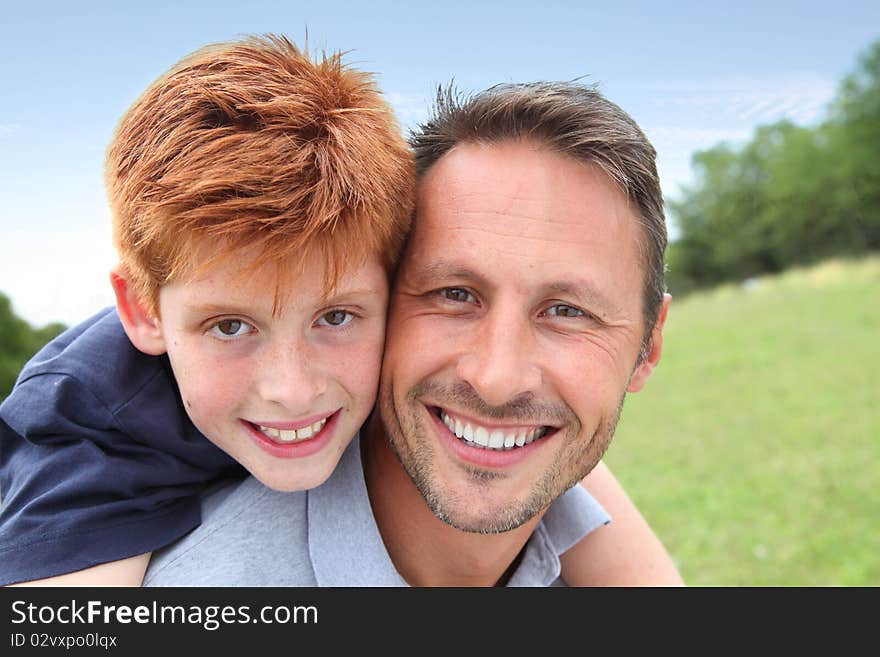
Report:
154,247,388,492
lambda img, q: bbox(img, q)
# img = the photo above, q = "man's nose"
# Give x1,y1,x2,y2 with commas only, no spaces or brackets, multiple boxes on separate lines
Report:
257,339,327,410
455,306,542,408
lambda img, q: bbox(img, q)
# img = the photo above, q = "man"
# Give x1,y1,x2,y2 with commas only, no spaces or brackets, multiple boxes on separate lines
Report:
142,80,679,586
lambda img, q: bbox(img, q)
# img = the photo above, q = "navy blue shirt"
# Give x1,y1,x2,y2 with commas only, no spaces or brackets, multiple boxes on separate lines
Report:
0,308,243,584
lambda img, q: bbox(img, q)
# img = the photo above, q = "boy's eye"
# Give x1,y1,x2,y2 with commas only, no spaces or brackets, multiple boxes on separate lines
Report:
209,319,254,338
544,304,585,318
317,310,354,327
439,288,475,303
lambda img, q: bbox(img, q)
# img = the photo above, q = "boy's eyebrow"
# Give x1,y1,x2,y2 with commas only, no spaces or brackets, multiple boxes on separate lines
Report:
323,287,383,304
182,302,257,316
183,287,381,315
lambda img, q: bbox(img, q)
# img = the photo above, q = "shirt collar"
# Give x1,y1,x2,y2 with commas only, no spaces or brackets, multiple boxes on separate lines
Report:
307,435,408,587
307,434,602,587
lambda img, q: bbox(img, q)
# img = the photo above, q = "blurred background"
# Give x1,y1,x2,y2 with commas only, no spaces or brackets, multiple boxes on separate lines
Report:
1,1,877,585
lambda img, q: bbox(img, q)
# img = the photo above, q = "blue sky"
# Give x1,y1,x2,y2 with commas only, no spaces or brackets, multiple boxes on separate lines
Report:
2,0,878,327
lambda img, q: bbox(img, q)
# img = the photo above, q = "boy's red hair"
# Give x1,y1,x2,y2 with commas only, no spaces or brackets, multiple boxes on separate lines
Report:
106,34,414,313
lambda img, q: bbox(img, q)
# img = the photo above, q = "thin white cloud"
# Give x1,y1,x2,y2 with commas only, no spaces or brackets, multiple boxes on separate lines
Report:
0,122,20,136
646,74,837,126
635,73,838,203
642,125,755,209
647,126,754,150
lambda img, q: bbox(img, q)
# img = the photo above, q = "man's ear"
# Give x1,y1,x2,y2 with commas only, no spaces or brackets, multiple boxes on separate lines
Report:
627,293,671,393
109,265,167,356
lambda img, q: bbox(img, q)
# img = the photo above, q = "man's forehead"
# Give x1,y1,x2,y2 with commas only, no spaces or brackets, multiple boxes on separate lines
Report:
416,141,635,225
403,141,645,313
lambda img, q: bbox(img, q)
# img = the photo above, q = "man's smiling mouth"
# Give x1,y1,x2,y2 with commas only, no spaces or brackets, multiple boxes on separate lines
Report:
434,407,552,451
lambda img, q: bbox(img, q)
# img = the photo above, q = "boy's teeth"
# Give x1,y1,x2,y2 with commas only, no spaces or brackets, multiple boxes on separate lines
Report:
259,418,327,443
439,411,548,451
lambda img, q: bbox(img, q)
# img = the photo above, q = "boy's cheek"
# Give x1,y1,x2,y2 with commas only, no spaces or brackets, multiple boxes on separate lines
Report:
167,346,238,409
334,347,383,396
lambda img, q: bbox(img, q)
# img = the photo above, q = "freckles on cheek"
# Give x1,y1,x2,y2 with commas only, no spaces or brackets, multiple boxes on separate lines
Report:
179,396,204,430
339,344,384,389
362,353,385,389
179,384,207,411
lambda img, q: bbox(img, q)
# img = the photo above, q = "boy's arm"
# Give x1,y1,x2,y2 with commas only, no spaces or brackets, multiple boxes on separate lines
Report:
0,398,230,585
560,461,685,586
7,553,151,587
0,356,242,585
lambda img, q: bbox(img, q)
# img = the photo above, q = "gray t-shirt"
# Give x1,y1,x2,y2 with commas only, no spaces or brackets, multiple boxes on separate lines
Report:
144,435,610,586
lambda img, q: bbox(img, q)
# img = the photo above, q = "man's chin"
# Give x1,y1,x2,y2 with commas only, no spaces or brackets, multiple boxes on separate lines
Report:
416,477,545,534
434,510,533,535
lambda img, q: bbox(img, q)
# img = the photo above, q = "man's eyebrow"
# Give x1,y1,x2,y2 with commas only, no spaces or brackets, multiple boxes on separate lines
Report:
405,260,490,288
407,260,621,314
545,280,619,315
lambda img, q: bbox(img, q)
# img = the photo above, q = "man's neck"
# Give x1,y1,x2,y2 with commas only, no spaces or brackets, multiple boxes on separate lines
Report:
361,414,542,587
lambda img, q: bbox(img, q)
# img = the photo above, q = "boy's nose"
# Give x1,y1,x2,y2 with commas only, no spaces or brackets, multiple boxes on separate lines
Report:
258,341,327,410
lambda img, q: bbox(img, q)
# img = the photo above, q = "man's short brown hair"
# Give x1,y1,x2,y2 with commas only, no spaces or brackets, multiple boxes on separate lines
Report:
411,81,667,346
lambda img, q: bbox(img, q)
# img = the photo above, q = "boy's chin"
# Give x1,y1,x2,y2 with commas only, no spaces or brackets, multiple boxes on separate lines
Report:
245,439,352,492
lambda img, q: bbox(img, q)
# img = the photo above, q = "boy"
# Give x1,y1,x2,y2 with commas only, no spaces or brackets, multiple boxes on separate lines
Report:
0,34,414,583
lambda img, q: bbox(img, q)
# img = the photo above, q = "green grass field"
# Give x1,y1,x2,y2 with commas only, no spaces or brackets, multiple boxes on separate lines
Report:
605,255,880,586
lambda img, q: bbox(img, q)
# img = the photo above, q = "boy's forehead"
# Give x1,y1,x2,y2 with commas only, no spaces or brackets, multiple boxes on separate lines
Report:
171,240,385,303
183,240,303,284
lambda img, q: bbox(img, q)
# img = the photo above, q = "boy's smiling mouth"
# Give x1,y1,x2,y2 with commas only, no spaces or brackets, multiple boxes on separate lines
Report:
239,410,343,461
257,419,327,443
246,410,338,444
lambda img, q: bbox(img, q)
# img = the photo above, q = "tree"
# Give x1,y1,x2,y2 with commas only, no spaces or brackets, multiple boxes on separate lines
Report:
667,39,880,293
0,292,66,401
828,40,880,249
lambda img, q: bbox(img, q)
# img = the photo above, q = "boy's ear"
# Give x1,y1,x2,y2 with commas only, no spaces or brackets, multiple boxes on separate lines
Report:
627,293,671,393
109,265,167,356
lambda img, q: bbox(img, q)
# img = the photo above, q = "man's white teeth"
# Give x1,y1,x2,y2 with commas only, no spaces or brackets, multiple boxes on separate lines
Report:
259,418,327,443
440,411,547,451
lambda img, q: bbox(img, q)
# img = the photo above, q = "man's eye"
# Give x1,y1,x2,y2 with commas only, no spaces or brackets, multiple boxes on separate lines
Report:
317,310,354,327
545,304,585,318
209,319,255,338
440,288,475,303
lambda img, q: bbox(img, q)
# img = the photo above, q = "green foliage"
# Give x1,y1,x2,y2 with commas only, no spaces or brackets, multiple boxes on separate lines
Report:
830,41,880,248
668,40,880,293
606,255,880,585
0,292,66,401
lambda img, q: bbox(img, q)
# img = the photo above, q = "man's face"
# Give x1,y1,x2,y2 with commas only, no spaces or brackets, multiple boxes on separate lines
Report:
379,140,663,533
155,247,388,492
